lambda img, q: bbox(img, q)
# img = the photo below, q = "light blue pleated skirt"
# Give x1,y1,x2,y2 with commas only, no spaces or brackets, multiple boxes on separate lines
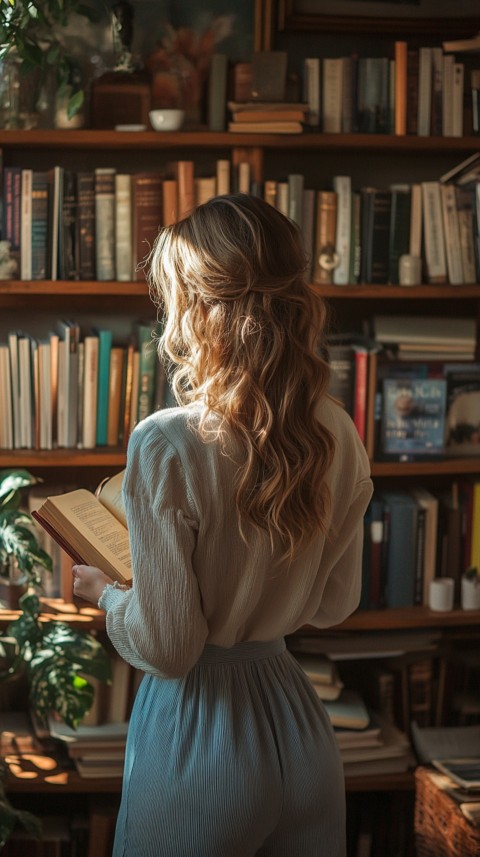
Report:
113,639,346,857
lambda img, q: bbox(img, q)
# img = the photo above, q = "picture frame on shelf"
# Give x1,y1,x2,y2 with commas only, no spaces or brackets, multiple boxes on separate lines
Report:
275,0,480,36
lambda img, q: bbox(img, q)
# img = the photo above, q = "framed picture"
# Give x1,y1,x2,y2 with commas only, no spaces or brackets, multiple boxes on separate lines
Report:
276,0,480,36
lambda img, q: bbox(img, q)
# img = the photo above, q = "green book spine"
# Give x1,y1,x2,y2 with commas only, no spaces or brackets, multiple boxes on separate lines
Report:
95,328,112,445
137,323,157,422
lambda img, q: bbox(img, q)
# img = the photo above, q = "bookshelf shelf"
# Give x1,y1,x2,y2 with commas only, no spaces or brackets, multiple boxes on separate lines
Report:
314,284,480,299
0,129,479,153
0,280,149,297
371,459,480,477
335,606,480,631
0,450,126,468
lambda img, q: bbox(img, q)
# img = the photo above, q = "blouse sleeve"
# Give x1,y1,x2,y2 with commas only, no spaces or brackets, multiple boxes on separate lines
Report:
310,477,373,628
98,419,208,678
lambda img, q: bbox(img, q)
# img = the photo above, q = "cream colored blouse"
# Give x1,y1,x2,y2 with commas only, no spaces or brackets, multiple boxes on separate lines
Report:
99,398,373,678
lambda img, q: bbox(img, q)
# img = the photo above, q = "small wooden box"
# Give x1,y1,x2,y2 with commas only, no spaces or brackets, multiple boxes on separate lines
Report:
415,767,480,857
90,74,151,129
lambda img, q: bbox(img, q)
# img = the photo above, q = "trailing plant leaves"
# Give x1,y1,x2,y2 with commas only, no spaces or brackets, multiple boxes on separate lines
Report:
0,469,38,508
68,88,84,118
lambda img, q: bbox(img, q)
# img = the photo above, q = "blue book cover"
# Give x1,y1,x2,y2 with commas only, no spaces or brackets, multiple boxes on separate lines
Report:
381,491,418,608
95,328,112,445
381,376,446,460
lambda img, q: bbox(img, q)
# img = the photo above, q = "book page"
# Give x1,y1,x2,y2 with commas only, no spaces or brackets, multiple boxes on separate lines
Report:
40,489,132,583
96,470,127,529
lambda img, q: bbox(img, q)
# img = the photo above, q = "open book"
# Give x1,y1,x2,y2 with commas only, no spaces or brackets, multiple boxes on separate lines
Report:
31,471,132,584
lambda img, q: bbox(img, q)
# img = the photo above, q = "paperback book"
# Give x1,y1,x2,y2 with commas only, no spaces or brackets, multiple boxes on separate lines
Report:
380,377,447,460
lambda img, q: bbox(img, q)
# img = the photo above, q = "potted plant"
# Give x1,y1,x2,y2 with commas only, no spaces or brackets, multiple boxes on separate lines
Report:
0,0,107,127
0,469,112,846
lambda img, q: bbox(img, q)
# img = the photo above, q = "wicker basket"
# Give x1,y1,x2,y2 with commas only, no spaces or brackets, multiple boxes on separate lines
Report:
415,767,480,857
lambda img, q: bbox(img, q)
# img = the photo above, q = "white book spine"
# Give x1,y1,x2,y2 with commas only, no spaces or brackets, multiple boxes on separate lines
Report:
216,159,230,195
195,177,217,207
115,174,132,282
56,339,66,447
20,169,32,281
49,332,59,448
238,162,250,194
82,336,99,449
38,342,52,450
341,57,352,133
421,182,447,283
440,184,463,285
452,63,464,137
303,57,320,127
322,58,343,133
456,192,477,284
417,47,432,137
77,341,85,449
409,183,423,258
333,176,352,285
18,336,33,449
8,333,21,449
95,168,116,281
288,174,304,229
442,55,454,137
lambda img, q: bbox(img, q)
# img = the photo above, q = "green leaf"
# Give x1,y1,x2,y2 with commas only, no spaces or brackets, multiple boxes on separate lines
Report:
46,43,60,65
0,470,39,507
67,88,84,119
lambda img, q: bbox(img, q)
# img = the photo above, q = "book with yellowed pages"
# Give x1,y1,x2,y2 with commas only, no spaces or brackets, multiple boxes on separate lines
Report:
31,470,131,584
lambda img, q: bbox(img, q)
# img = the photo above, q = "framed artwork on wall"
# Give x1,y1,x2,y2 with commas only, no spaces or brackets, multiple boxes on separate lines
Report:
275,0,480,36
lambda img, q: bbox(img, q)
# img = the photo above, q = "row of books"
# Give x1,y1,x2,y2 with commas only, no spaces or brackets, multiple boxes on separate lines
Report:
361,482,480,612
3,154,480,288
1,158,237,282
302,43,469,137
0,320,171,451
296,158,480,287
327,316,479,460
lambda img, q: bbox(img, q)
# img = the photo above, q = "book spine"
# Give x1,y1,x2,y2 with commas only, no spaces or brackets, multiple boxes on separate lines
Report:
136,324,157,422
303,57,320,127
216,159,231,196
384,494,418,608
409,183,423,259
77,172,96,280
394,42,407,136
3,167,21,277
301,188,315,281
115,174,133,282
176,161,195,219
162,179,178,227
95,329,112,446
367,190,391,284
388,187,411,285
107,347,124,446
353,348,368,442
333,176,352,285
132,173,163,281
208,53,228,132
440,183,463,285
47,166,62,281
452,63,464,137
237,161,250,194
0,346,13,449
455,186,477,284
322,58,343,133
31,172,49,280
442,54,454,137
67,325,80,449
341,57,353,134
406,49,419,135
264,180,277,208
20,169,32,280
82,335,99,449
287,174,304,229
421,181,447,284
59,170,78,280
94,168,116,281
276,182,289,216
430,47,443,137
413,506,426,605
313,191,337,285
417,47,432,137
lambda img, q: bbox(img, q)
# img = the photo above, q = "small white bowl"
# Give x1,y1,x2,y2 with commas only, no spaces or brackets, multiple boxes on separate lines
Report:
149,109,185,131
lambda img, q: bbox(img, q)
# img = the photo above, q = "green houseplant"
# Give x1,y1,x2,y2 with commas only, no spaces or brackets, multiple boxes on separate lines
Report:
0,469,112,847
0,0,105,124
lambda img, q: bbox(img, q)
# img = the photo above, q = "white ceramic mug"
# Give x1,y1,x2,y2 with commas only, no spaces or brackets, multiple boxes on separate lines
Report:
428,578,455,612
399,254,422,286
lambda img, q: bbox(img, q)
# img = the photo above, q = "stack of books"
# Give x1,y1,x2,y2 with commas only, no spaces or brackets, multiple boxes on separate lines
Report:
294,653,344,701
227,101,309,134
48,718,128,779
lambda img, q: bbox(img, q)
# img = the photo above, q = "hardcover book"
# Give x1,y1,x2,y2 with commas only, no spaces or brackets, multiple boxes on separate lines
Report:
31,470,131,584
444,363,480,456
381,376,447,460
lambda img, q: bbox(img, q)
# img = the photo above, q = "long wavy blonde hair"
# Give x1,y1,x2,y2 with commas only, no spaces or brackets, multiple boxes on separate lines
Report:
149,193,335,559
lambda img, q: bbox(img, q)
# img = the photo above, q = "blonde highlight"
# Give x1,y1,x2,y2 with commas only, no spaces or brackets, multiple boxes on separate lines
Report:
149,194,335,560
